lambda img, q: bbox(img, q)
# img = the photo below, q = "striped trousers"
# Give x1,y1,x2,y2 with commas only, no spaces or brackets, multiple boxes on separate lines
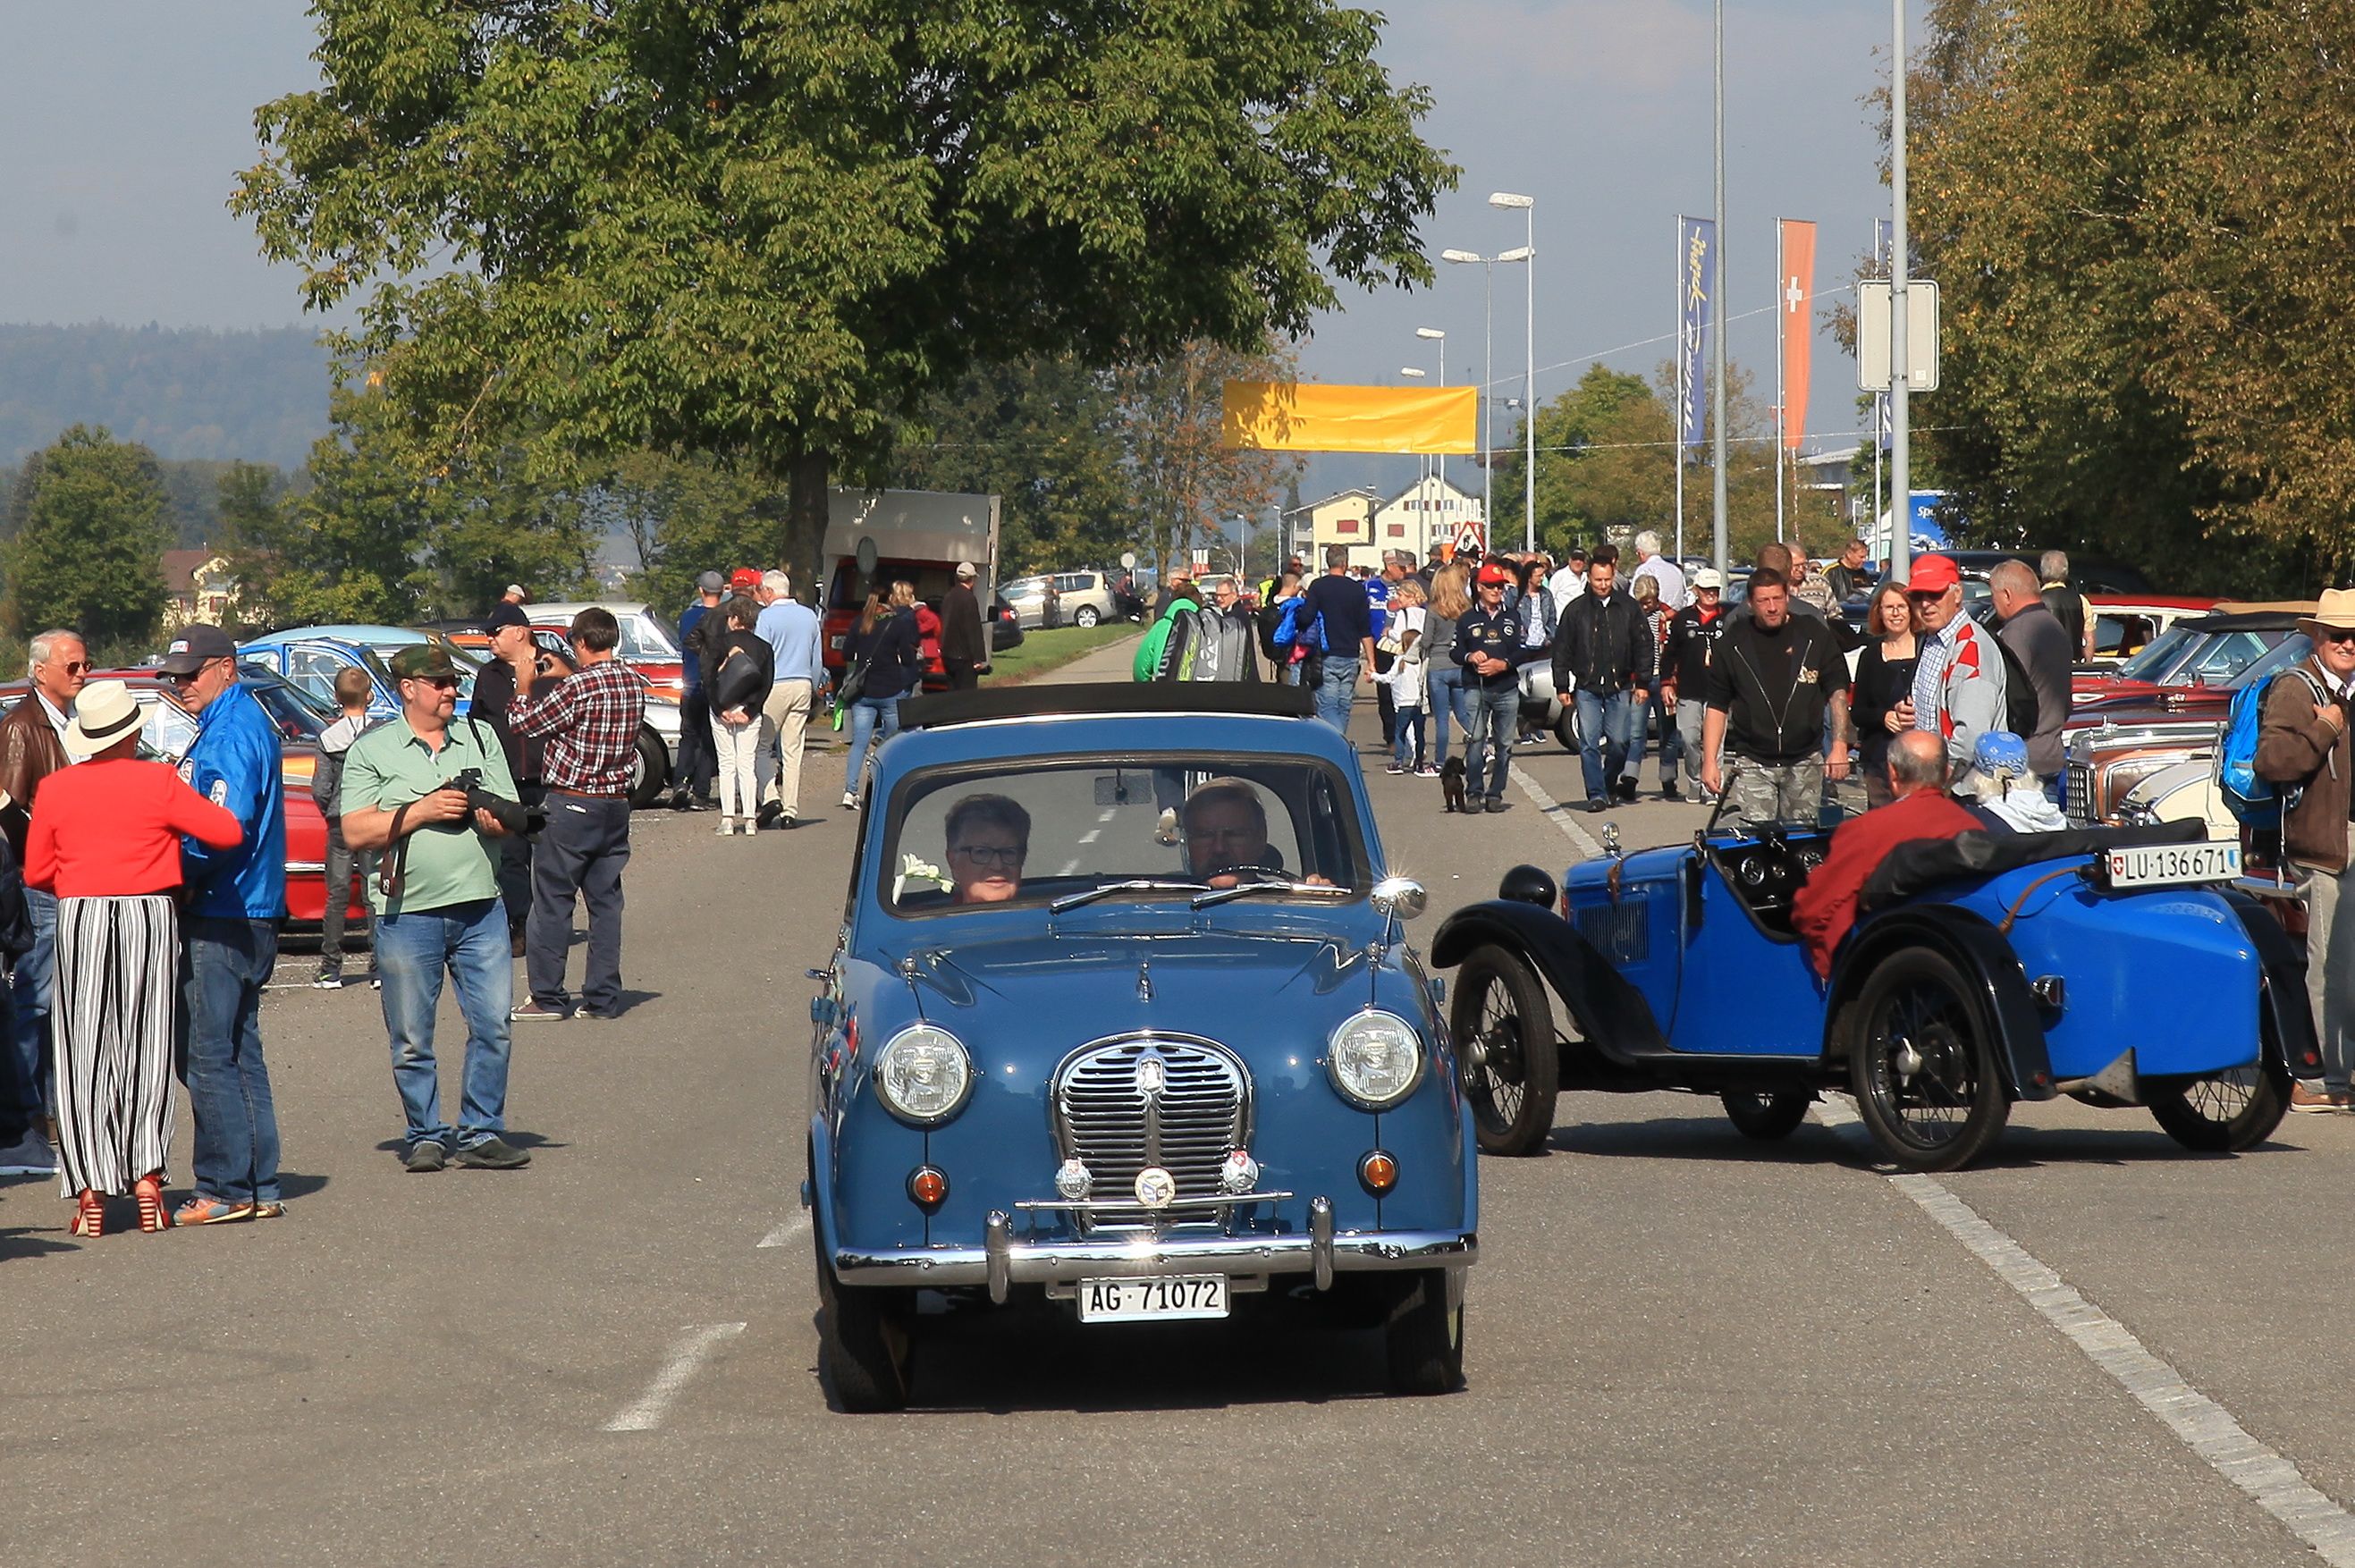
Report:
53,895,177,1196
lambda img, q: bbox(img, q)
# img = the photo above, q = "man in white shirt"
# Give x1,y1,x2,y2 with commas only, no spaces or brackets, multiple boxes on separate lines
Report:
1630,530,1687,611
1546,546,1590,619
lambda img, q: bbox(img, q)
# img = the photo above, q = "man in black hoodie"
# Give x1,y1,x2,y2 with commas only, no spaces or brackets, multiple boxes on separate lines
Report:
1552,544,1651,811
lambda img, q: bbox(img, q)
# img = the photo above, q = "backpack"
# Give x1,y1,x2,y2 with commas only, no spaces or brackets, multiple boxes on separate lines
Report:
2218,667,2327,828
1988,631,2042,742
1270,597,1322,655
0,831,31,962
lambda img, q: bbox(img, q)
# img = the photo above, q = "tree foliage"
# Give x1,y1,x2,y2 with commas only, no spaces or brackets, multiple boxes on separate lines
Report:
598,450,780,611
1113,341,1302,581
3,426,172,646
235,1,1455,597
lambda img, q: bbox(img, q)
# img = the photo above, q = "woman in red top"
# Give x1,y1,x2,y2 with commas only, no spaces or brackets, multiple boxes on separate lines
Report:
24,680,241,1237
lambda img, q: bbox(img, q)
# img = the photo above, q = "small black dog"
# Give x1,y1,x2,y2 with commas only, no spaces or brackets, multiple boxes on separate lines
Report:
1439,757,1469,813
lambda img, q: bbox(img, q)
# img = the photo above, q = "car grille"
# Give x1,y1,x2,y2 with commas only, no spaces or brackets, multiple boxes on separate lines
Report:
1051,1038,1250,1227
2064,762,2094,824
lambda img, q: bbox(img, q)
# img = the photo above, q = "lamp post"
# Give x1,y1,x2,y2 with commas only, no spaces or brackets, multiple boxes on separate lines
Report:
1441,249,1497,553
1888,0,1912,584
1490,192,1537,552
1415,327,1448,513
1710,3,1729,579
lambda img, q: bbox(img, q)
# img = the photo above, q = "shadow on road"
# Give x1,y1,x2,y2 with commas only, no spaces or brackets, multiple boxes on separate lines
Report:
0,1224,76,1260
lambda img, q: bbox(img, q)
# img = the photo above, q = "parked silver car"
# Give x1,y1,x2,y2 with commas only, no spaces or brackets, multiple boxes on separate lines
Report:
1000,574,1060,630
1049,569,1119,628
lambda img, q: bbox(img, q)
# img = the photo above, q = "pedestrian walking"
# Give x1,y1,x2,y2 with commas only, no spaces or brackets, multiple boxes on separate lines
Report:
160,624,288,1227
841,583,925,808
338,645,532,1170
1659,569,1729,802
1851,581,1922,810
1301,546,1374,739
670,570,726,810
2255,588,2355,1112
1383,577,1430,774
941,561,986,692
708,596,772,835
472,602,546,953
1545,547,1589,618
1256,571,1305,686
1454,562,1528,813
1899,553,2009,790
1188,578,1262,682
1990,559,2074,796
1701,569,1852,828
1630,530,1688,611
1619,575,1676,799
2038,550,2096,662
311,665,379,988
1134,582,1200,680
504,607,646,1023
1370,554,1412,746
1422,561,1472,773
26,680,242,1235
753,570,825,830
1554,543,1649,812
0,627,84,1176
1822,538,1871,604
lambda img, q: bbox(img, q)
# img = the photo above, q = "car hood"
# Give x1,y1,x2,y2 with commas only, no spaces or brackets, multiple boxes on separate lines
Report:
899,929,1374,1022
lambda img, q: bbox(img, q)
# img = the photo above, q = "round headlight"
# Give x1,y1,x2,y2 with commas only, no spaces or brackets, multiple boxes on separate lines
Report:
1326,1011,1424,1109
874,1024,974,1125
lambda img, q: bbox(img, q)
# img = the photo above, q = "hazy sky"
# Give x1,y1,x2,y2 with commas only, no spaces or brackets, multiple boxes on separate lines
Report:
2,2,1906,471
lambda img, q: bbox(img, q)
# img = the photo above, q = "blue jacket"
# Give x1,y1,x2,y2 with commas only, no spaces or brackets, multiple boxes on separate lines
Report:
181,681,288,921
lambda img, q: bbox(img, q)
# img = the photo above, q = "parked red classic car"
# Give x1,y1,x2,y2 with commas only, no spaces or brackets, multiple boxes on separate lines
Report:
2069,606,2306,715
0,664,367,932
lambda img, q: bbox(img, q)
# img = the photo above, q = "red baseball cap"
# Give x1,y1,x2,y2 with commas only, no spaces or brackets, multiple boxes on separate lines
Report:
1904,554,1961,594
1476,562,1515,586
728,568,761,591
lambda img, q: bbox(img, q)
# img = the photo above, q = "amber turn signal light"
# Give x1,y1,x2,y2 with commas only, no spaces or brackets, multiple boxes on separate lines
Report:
907,1165,949,1210
1358,1150,1397,1195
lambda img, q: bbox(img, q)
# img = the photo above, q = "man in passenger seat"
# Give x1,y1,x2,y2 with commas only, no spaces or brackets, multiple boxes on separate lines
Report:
1791,732,1981,977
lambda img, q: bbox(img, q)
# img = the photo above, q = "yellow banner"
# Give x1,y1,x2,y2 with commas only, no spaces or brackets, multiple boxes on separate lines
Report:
1222,381,1478,454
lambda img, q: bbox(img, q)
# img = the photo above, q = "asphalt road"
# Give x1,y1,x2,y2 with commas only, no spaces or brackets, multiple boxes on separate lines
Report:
4,638,2348,1566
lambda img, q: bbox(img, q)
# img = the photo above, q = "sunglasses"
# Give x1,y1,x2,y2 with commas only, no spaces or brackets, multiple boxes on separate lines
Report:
409,675,460,689
2322,630,2355,645
55,661,90,675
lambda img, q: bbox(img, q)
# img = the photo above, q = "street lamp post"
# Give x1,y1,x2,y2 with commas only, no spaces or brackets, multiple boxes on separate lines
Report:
1490,193,1537,552
1399,366,1430,510
1888,0,1912,584
1711,0,1729,579
1441,250,1497,553
1415,326,1448,510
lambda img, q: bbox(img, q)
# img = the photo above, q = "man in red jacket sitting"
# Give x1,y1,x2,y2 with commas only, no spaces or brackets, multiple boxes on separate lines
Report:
1792,730,1982,977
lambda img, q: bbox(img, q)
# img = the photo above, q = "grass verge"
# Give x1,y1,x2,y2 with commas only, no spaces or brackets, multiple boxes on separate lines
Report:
984,623,1142,686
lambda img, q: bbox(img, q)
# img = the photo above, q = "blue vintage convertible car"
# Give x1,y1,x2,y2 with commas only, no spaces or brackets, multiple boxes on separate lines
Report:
1433,800,2317,1172
803,684,1474,1410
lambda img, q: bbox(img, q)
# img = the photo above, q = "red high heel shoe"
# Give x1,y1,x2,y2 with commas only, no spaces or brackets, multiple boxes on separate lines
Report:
135,1174,170,1234
69,1188,104,1238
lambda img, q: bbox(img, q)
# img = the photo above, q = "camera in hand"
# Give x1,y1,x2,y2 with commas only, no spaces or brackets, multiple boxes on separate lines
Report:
446,767,544,837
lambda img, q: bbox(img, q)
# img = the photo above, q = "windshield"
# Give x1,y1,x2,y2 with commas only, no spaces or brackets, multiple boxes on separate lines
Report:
2112,624,2198,681
882,758,1372,915
2230,633,2314,690
635,611,682,661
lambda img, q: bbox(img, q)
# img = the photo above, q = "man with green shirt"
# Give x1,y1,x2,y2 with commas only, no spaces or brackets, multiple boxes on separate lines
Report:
339,645,532,1173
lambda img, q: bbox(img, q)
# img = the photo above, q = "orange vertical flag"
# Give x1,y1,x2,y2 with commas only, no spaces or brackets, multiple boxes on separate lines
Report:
1779,219,1817,451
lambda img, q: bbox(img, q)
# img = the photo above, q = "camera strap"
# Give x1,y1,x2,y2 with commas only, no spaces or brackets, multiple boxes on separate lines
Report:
379,802,414,904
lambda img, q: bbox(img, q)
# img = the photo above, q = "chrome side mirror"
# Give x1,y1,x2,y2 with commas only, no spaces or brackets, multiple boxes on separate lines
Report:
1371,875,1429,921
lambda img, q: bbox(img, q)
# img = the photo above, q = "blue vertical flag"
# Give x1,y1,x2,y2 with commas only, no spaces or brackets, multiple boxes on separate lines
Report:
1677,215,1715,452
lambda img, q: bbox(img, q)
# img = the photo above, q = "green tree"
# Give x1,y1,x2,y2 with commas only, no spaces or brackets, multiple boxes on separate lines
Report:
1116,340,1302,582
419,445,599,618
4,426,172,647
596,451,780,611
235,2,1453,599
230,391,438,626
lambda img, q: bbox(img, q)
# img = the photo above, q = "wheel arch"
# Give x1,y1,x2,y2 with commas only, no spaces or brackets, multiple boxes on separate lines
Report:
1431,899,1667,1057
2220,889,2322,1078
1827,906,2055,1100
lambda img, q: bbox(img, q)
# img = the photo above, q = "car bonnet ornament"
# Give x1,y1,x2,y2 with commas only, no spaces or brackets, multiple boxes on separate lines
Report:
1133,1048,1167,1098
1132,1166,1178,1209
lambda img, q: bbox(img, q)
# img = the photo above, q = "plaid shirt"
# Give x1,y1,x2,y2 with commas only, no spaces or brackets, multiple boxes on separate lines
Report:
509,659,646,796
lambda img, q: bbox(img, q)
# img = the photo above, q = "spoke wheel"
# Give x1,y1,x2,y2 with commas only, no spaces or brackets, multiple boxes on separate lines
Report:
1720,1088,1813,1141
1449,943,1559,1156
2148,1058,2292,1152
1847,948,2010,1172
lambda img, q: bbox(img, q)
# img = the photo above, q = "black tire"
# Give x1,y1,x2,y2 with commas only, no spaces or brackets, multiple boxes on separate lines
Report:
1846,948,2011,1172
1720,1088,1814,1140
1383,1268,1465,1395
2148,1060,2292,1153
1074,604,1101,628
1451,943,1560,1156
1552,707,1579,752
629,726,670,809
813,1226,916,1412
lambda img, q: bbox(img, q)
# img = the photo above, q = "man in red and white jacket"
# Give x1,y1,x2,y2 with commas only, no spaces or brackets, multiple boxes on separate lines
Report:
1897,554,2008,793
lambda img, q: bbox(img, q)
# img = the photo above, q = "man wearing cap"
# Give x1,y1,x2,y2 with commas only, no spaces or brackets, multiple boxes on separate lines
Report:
1659,569,1728,801
1453,561,1534,812
753,570,826,829
2257,587,2355,1112
473,601,547,950
1546,546,1590,619
502,584,526,607
339,644,531,1171
669,570,728,811
160,624,289,1226
941,561,986,693
0,628,87,1176
1898,553,2008,790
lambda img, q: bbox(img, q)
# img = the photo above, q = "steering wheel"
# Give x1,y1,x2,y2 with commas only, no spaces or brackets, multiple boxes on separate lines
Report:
1200,864,1285,885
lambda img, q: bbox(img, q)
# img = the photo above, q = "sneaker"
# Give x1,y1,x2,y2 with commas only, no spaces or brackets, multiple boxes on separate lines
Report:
716,818,736,838
0,1131,57,1177
250,1201,287,1220
578,1007,620,1022
311,965,342,991
1484,797,1511,814
841,790,858,810
2290,1081,2348,1114
1154,807,1180,846
1384,763,1407,775
510,999,570,1023
455,1135,532,1170
779,812,798,830
1415,764,1441,778
668,790,692,813
1660,783,1684,801
370,974,383,991
1584,798,1608,814
404,1141,448,1174
173,1195,256,1227
756,801,783,830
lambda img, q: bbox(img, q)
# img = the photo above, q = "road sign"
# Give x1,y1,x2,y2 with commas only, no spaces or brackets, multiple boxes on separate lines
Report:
1856,281,1939,392
1453,517,1487,557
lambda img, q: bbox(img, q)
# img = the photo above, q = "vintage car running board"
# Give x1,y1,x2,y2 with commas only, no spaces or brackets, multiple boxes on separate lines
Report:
2050,1048,2139,1102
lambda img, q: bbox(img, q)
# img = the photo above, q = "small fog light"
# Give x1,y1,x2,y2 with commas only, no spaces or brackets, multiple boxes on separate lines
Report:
907,1165,949,1210
1358,1150,1397,1195
1220,1151,1260,1195
1055,1158,1093,1201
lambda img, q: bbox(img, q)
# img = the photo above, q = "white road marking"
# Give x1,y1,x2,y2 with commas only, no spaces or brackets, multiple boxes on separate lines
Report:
602,1322,747,1433
1077,829,1102,844
1508,760,1605,861
1811,1096,2355,1564
756,1216,810,1250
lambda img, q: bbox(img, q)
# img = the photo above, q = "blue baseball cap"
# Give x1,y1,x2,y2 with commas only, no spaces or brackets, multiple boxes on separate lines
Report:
1972,729,2030,780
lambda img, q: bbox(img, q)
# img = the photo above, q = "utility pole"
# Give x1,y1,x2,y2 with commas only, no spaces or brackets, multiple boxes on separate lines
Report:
1888,0,1912,583
1710,0,1729,579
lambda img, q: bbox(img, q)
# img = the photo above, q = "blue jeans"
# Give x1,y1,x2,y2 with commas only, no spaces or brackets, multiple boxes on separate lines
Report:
377,898,514,1151
1575,687,1637,803
1315,656,1358,738
180,917,282,1205
1427,666,1469,768
7,886,56,1125
844,695,900,796
1392,707,1427,771
1464,682,1521,800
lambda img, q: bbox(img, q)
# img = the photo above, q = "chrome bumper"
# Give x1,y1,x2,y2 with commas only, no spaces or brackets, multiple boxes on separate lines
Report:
830,1197,1477,1303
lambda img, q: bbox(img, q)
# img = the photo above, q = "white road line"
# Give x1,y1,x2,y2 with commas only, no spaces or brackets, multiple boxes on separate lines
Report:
602,1322,747,1433
1096,807,1117,822
1508,759,1605,861
1077,829,1102,845
1811,1096,2355,1564
756,1216,810,1250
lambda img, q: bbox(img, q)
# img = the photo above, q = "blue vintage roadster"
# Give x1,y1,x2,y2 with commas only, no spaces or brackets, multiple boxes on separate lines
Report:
1434,798,2317,1172
803,684,1474,1410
